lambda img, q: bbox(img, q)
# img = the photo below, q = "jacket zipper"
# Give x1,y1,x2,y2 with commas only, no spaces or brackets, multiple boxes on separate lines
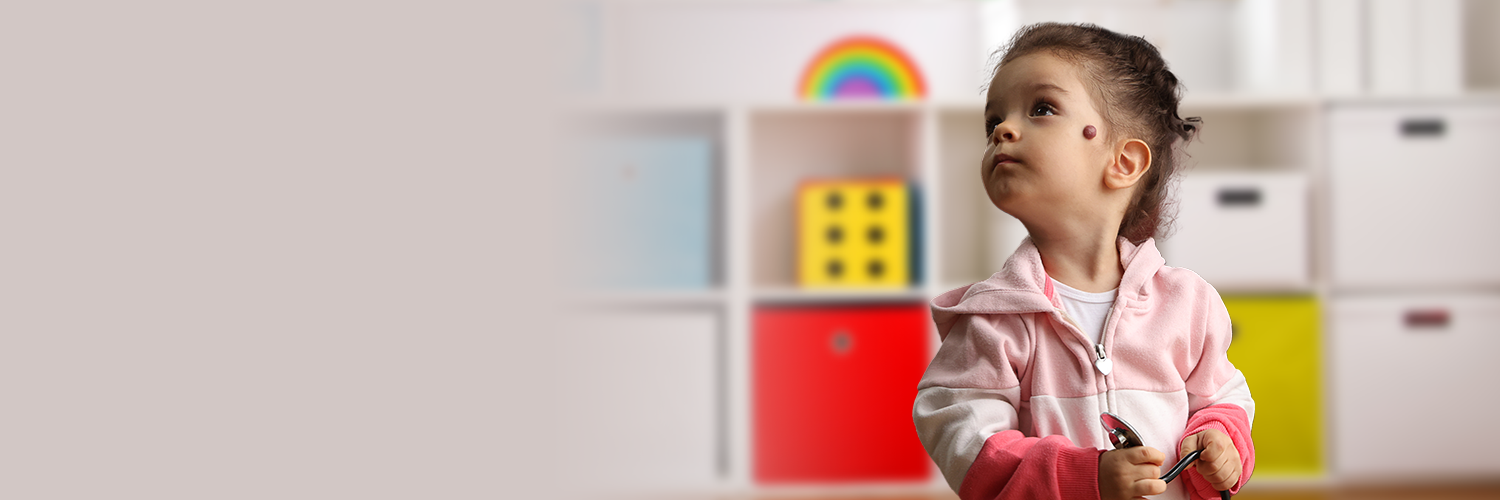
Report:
1093,343,1112,376
1097,304,1119,418
1052,303,1117,418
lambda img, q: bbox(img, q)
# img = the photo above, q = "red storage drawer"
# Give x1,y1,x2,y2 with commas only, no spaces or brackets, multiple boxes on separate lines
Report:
753,303,932,483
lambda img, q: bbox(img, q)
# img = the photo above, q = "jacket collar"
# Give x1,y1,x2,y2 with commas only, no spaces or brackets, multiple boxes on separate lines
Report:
930,236,1165,340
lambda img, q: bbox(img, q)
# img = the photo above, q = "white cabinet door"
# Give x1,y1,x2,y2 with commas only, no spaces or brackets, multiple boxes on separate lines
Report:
555,309,720,493
1328,294,1500,478
1159,171,1309,291
1328,104,1500,290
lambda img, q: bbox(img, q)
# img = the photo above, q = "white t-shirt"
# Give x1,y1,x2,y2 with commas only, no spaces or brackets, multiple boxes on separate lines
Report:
1050,278,1117,345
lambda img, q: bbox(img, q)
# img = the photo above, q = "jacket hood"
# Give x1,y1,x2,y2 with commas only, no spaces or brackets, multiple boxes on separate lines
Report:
930,236,1166,340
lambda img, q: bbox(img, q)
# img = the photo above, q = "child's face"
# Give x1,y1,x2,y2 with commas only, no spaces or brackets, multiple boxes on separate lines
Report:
981,52,1115,228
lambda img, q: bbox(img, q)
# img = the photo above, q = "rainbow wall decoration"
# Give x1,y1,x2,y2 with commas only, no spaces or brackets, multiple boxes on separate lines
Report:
798,35,927,101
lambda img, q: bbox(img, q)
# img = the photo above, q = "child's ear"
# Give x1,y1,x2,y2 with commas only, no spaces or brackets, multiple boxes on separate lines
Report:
1105,139,1152,190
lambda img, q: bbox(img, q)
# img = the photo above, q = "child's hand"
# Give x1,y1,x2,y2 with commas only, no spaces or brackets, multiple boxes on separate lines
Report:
1180,429,1241,491
1098,446,1166,500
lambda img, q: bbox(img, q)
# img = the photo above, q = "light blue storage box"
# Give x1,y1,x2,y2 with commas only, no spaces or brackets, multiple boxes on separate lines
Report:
576,137,714,289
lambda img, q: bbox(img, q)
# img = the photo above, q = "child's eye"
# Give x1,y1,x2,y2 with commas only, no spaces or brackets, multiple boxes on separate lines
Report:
1031,102,1056,117
984,118,1001,136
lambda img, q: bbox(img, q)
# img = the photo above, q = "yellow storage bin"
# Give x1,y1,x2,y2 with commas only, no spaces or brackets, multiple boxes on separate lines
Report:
797,179,911,288
1222,295,1322,478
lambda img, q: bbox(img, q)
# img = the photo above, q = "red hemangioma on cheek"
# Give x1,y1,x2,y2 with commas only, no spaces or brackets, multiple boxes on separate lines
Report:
1083,125,1097,140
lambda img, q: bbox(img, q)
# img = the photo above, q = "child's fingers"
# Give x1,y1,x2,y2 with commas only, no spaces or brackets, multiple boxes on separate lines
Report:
1195,459,1228,487
1130,462,1162,482
1194,441,1223,473
1201,467,1238,490
1128,446,1165,466
1212,432,1235,457
1179,433,1202,458
1208,433,1240,488
1128,478,1167,498
1195,437,1221,472
1100,449,1167,500
1195,449,1239,490
1180,431,1241,490
1200,434,1219,459
1191,430,1227,460
1115,450,1162,485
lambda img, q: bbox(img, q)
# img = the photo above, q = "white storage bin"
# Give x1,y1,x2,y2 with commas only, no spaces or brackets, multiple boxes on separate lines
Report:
555,309,721,492
1328,293,1500,479
1328,104,1500,291
1158,171,1309,291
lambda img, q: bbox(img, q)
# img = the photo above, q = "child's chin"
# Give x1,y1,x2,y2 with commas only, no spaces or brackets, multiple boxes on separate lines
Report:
989,193,1020,213
992,193,1034,217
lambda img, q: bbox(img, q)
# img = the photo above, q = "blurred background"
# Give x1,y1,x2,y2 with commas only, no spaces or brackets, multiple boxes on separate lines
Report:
558,0,1500,499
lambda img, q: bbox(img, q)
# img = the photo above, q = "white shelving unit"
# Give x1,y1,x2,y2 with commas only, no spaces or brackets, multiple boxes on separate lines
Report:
570,99,1333,496
564,0,1500,496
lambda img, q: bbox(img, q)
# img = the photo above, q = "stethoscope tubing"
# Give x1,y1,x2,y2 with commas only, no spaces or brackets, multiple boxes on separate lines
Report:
1159,449,1201,483
1158,449,1231,500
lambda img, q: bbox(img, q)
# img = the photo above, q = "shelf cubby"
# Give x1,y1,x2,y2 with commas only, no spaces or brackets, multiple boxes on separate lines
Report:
748,107,924,289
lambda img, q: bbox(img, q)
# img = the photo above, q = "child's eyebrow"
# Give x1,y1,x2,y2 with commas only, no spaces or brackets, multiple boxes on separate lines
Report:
985,82,1072,114
1028,82,1069,95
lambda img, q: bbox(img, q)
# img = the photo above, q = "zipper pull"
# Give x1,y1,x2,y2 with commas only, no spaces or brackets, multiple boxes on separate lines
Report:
1094,344,1112,376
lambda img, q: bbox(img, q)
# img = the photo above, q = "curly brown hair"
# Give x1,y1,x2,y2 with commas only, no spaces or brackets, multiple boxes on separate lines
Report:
990,23,1200,244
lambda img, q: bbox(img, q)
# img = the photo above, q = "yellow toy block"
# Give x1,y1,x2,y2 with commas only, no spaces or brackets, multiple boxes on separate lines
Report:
797,179,910,288
1222,295,1322,478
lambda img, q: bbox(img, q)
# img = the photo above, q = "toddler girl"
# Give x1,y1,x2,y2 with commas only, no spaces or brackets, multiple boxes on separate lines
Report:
913,23,1254,500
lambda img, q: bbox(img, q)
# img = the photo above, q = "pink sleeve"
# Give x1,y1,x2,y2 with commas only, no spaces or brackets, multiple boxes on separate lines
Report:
1172,286,1255,499
1178,404,1254,498
957,431,1103,500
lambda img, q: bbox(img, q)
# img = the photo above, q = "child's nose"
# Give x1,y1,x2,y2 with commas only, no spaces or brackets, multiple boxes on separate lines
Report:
992,123,1018,142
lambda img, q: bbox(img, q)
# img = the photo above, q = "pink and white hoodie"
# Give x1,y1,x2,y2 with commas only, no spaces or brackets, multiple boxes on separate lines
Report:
913,237,1254,500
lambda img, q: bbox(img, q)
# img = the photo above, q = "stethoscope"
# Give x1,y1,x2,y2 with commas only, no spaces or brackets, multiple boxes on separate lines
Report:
1100,412,1232,500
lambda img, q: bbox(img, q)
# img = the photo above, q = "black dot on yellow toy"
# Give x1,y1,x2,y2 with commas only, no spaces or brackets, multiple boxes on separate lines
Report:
798,178,911,288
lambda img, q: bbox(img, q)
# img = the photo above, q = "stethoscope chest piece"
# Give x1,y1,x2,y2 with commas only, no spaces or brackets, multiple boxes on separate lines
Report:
1100,411,1145,450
